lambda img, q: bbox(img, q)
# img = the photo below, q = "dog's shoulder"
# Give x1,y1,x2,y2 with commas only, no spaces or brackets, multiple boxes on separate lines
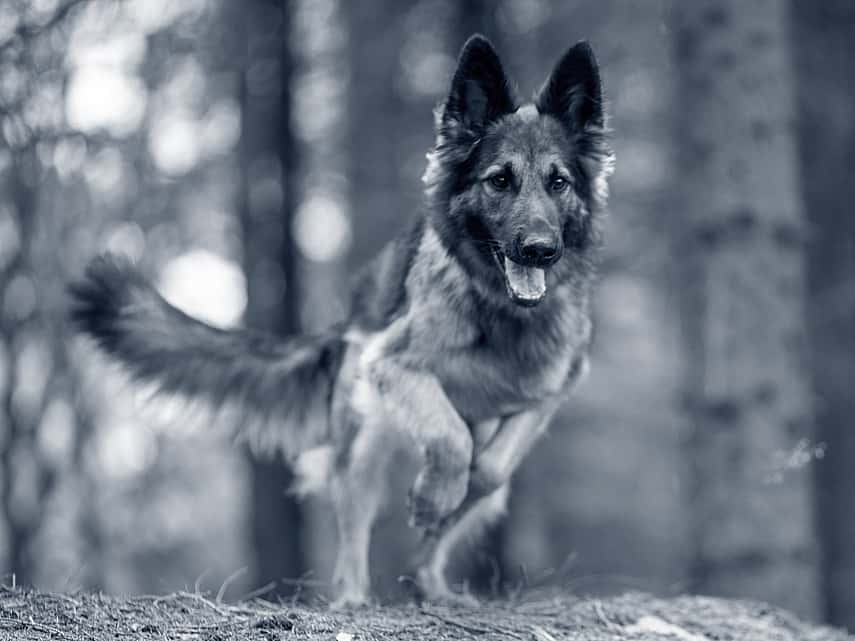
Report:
344,221,482,368
348,215,426,331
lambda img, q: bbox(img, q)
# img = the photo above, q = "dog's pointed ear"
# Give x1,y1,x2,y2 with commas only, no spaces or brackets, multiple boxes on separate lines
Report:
537,41,603,131
442,35,515,137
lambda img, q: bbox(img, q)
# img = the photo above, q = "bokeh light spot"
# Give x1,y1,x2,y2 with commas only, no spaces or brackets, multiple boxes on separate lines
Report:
148,112,201,176
66,68,147,136
294,194,351,263
158,249,247,328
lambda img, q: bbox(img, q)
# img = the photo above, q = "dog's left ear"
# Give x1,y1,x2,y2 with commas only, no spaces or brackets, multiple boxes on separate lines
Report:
442,35,515,138
537,41,603,131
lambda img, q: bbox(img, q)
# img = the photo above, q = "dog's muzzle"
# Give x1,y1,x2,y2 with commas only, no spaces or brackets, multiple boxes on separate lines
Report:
504,256,546,305
492,249,547,307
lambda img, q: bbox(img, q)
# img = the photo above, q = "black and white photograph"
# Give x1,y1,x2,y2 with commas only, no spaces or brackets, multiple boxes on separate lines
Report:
0,0,853,639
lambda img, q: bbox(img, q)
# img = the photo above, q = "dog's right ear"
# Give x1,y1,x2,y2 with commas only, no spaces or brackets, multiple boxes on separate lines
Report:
441,35,515,139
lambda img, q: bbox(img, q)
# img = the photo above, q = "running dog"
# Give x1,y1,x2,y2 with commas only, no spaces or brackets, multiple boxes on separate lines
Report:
70,34,614,607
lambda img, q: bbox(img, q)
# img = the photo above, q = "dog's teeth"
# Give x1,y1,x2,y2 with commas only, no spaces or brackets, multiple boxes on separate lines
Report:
504,257,546,301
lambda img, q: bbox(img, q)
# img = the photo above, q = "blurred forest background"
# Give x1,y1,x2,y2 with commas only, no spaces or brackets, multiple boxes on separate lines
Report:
1,0,854,630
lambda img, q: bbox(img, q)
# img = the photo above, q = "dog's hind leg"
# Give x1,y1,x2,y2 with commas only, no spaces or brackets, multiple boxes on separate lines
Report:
415,484,509,604
329,418,390,609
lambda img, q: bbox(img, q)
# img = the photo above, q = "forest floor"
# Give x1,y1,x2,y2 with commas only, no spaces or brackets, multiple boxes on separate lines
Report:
0,586,851,641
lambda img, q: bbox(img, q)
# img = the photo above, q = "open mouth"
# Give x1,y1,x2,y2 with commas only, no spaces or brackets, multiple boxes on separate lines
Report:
492,249,547,307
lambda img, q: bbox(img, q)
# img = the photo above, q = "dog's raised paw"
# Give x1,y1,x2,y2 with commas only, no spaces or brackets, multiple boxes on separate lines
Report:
407,467,469,529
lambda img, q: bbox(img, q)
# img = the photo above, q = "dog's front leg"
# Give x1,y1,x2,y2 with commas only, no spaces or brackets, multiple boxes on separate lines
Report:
432,395,563,537
414,398,561,601
357,358,473,528
470,396,563,498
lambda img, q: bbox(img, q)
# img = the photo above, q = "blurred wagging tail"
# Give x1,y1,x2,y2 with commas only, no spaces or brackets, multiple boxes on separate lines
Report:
70,35,613,607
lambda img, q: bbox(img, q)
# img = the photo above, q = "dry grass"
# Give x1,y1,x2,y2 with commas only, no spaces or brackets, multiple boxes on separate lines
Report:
0,586,850,640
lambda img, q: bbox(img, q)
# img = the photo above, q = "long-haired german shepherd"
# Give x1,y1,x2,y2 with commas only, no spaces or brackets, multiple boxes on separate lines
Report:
70,35,613,607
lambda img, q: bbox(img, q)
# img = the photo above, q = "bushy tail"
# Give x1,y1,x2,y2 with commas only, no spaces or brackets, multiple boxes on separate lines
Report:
69,254,343,458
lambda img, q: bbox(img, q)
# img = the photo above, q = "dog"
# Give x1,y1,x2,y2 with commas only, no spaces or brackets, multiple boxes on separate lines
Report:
70,34,613,608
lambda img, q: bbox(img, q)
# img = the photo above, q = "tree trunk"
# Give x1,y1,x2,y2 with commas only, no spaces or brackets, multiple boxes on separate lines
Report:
239,0,304,596
792,0,855,629
0,153,39,587
0,153,65,588
345,0,410,270
670,0,821,618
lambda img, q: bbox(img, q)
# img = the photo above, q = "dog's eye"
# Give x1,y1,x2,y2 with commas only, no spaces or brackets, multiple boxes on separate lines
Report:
489,174,510,191
550,176,569,193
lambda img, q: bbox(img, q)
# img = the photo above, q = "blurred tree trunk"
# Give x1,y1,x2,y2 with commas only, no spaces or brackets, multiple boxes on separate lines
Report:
0,154,61,587
0,1,100,591
671,0,820,618
345,0,410,270
0,154,39,586
238,0,304,596
792,1,855,628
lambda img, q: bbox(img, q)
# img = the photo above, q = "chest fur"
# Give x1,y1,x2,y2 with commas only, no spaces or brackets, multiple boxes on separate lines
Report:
352,226,591,422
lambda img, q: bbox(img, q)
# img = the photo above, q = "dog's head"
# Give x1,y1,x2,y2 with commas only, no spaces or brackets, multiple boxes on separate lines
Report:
425,35,614,309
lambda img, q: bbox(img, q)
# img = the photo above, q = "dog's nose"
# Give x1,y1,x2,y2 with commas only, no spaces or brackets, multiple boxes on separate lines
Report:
518,234,562,267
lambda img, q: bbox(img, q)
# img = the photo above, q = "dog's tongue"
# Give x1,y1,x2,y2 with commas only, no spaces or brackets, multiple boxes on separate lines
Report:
504,256,546,302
